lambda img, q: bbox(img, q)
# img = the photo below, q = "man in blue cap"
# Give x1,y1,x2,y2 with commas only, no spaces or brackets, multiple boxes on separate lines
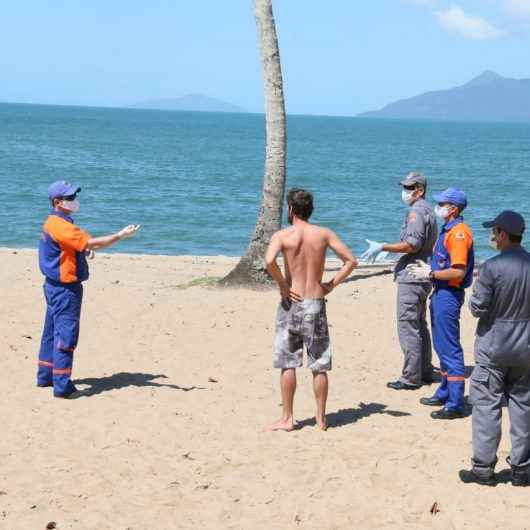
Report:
460,211,530,486
38,180,140,398
407,187,474,419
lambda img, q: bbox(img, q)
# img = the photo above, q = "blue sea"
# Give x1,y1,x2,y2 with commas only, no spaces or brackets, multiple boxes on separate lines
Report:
1,102,529,259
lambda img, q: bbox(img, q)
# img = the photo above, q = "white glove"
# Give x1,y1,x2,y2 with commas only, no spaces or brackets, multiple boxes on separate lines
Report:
361,239,385,263
406,259,432,281
118,224,141,239
86,249,95,260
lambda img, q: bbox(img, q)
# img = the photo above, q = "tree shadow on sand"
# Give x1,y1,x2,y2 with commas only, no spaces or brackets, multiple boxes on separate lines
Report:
295,402,411,430
74,372,205,397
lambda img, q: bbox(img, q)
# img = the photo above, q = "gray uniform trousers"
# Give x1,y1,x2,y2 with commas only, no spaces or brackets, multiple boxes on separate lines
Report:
397,282,433,386
470,364,530,474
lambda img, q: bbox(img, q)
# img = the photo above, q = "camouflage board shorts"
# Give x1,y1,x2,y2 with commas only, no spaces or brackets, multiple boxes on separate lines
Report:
274,298,332,372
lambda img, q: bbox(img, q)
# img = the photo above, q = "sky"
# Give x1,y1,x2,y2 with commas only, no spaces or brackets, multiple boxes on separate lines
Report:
1,0,530,116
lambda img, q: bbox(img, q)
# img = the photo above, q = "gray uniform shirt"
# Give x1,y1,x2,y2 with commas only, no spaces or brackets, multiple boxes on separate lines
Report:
394,198,438,284
469,246,530,366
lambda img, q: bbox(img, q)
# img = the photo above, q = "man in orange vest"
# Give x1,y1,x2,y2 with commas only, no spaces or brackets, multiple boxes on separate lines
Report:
37,180,140,398
408,187,474,419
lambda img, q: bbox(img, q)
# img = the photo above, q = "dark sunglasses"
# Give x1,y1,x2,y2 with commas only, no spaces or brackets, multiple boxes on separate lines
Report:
402,185,417,191
62,194,77,201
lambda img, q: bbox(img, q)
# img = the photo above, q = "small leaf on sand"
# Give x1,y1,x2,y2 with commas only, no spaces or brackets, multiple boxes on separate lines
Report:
430,501,440,515
208,377,218,383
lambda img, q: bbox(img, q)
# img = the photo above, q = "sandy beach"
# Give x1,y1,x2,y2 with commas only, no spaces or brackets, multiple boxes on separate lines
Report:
1,247,528,530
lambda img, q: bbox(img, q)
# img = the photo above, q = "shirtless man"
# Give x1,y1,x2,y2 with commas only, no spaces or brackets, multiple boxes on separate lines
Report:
265,188,358,431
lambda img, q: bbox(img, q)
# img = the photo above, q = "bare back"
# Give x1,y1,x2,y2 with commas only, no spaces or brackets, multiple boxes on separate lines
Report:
278,223,330,299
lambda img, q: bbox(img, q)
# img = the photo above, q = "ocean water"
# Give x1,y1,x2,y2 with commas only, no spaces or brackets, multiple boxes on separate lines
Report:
1,102,530,259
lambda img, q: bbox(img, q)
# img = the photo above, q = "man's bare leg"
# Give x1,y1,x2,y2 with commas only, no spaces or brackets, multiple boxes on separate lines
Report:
267,368,296,431
313,371,328,430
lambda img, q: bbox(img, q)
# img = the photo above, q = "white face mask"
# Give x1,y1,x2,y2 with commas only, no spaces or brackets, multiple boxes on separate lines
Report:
489,231,499,251
61,198,80,213
435,205,451,220
402,189,415,205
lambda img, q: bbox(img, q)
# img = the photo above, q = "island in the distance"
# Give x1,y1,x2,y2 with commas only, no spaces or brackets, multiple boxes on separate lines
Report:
131,93,247,113
358,71,530,122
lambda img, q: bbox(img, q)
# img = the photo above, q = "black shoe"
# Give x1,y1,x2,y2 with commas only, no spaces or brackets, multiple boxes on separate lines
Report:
431,408,464,420
512,471,529,487
459,469,497,486
54,389,85,400
420,396,445,407
386,380,421,391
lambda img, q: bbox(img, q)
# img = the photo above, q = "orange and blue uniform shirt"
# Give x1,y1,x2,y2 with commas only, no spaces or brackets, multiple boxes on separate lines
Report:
37,210,91,397
39,210,91,284
432,217,474,289
430,216,474,412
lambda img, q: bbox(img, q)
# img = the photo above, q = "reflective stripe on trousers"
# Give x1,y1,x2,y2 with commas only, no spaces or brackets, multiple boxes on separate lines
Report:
430,287,465,412
37,281,83,397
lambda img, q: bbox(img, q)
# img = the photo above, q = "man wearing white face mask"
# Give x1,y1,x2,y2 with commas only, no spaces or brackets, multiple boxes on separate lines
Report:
408,187,474,419
460,211,530,486
37,180,140,398
362,172,438,390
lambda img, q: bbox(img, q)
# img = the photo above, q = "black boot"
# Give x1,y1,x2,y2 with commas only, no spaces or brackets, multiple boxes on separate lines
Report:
431,407,464,420
386,380,421,391
459,469,496,486
512,470,529,487
419,396,445,407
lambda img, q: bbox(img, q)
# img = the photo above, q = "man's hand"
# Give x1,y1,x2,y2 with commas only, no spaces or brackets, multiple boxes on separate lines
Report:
321,280,335,295
406,259,432,281
361,239,385,263
279,282,302,303
85,249,95,260
118,224,141,239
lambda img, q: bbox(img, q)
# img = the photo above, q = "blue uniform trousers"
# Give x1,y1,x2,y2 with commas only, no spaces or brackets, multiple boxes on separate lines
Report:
37,280,83,397
430,288,466,412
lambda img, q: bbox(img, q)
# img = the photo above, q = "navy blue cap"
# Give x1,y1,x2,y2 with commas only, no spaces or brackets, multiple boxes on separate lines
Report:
433,187,468,210
483,210,525,236
47,180,81,200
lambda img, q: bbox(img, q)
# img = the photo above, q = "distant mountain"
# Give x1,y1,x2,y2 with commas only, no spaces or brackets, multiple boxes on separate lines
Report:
132,93,246,113
358,71,530,122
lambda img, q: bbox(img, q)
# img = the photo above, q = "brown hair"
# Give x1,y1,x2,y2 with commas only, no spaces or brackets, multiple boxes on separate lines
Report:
287,188,314,220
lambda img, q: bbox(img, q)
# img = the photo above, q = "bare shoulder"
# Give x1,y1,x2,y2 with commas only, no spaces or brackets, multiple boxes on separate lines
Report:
275,226,295,239
313,225,336,240
271,226,295,245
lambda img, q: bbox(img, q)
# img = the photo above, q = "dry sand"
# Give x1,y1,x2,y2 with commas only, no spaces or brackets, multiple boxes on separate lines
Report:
1,248,528,530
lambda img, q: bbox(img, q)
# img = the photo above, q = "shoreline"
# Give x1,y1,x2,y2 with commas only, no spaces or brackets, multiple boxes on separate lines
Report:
0,247,396,271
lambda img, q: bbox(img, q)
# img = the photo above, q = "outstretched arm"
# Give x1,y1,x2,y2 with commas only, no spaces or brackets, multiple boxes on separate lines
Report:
323,231,358,293
265,233,302,302
382,241,416,254
86,224,140,250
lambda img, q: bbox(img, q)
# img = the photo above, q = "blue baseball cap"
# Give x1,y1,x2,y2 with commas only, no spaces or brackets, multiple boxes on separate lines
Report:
47,180,81,200
483,210,525,236
433,187,468,210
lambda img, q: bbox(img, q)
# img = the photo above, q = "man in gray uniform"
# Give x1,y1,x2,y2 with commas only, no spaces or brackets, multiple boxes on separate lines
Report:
362,172,438,389
460,211,530,487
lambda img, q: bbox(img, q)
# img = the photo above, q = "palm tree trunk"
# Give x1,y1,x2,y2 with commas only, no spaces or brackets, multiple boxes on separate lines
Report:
221,0,286,285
